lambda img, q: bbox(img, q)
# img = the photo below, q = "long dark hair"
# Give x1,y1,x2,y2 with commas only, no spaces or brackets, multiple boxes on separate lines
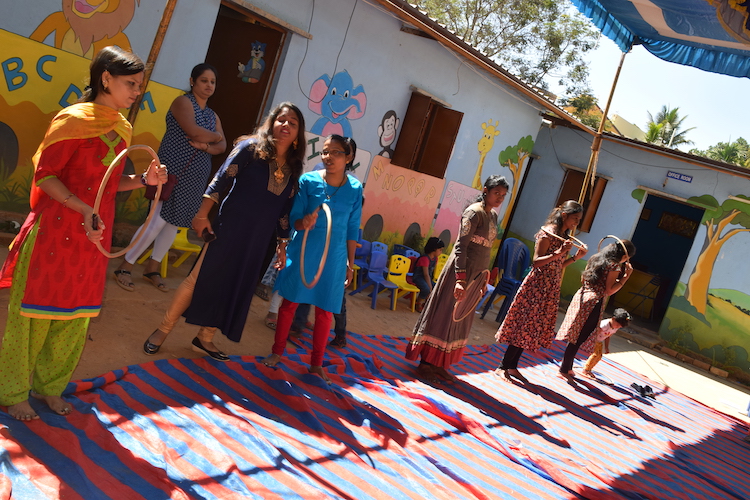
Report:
582,239,636,285
81,46,144,103
544,200,583,236
240,101,307,181
477,175,509,204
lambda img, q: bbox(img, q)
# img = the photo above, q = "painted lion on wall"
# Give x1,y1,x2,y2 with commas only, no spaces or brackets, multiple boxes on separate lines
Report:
30,0,139,58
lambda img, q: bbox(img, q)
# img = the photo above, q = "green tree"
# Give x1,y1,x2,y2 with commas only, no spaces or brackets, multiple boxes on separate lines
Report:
645,105,695,148
685,195,750,315
690,138,750,167
413,0,600,96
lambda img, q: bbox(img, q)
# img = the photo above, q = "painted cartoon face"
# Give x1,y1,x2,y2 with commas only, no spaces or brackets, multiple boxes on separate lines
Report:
484,185,508,209
100,70,143,110
381,115,397,146
562,211,583,231
70,0,116,19
272,107,300,149
321,138,351,175
191,69,216,101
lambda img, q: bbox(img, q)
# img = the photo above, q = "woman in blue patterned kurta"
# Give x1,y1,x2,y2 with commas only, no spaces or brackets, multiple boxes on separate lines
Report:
263,135,363,383
114,64,225,292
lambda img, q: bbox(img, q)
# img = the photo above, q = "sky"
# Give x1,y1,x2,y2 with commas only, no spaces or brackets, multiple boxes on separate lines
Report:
573,35,748,153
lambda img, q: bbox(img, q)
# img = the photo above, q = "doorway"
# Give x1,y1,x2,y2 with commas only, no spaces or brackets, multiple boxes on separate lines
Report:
204,5,286,171
613,194,703,326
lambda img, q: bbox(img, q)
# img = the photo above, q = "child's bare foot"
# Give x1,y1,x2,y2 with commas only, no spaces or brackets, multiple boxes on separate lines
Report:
308,365,331,384
31,392,72,416
7,400,39,421
557,370,576,382
581,370,596,379
262,353,281,367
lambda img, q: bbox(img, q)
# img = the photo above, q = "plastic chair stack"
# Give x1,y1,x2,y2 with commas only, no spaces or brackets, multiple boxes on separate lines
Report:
351,239,372,289
386,254,421,311
136,227,202,278
480,238,530,322
348,250,397,309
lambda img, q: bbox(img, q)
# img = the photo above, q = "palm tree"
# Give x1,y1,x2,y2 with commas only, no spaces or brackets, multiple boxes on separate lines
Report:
645,105,695,148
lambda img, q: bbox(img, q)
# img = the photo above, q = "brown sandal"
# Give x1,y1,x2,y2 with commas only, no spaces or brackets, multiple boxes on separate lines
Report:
143,272,169,292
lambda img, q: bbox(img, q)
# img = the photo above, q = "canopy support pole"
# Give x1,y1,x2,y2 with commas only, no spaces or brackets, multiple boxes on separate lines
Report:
128,0,178,125
579,49,628,204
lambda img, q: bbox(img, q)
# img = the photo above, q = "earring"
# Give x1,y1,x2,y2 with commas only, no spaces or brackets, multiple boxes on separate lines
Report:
103,81,108,90
293,139,298,148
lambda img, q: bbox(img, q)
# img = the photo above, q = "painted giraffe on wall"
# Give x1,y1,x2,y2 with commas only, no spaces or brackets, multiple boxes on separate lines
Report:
472,119,500,189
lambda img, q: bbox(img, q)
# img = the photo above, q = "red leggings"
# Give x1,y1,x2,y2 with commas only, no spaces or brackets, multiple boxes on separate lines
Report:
272,299,332,366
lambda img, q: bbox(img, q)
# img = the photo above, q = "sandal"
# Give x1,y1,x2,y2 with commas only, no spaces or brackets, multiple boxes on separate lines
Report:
329,336,347,348
143,272,169,292
264,314,277,330
255,285,271,301
114,269,135,291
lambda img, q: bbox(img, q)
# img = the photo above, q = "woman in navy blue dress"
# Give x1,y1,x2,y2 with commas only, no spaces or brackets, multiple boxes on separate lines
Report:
142,102,306,359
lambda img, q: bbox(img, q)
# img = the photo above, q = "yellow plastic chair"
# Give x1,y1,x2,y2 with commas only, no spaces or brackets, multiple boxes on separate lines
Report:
433,253,448,281
136,227,202,277
387,254,420,312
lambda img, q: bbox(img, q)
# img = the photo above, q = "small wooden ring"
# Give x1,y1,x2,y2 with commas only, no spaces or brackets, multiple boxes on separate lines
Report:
539,227,587,252
92,144,162,258
300,203,332,288
452,269,490,322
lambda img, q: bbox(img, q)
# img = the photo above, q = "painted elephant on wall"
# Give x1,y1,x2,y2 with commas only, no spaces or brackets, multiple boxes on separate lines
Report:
308,70,366,137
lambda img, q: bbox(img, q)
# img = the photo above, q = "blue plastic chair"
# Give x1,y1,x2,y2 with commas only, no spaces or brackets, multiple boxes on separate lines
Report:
392,244,414,256
404,249,419,259
371,241,388,255
349,250,397,309
480,238,530,322
352,239,372,289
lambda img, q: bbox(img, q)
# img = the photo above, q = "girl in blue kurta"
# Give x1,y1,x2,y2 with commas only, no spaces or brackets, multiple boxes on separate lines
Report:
264,135,363,383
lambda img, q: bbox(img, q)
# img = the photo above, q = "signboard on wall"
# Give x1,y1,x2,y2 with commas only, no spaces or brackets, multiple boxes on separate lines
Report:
361,155,444,245
433,181,481,245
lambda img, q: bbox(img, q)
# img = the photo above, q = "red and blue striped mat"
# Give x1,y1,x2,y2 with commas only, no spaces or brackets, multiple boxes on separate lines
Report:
0,332,748,499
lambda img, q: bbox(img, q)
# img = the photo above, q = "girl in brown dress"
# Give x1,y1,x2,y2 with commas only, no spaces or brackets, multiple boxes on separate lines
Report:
556,239,635,379
406,175,508,383
495,201,586,383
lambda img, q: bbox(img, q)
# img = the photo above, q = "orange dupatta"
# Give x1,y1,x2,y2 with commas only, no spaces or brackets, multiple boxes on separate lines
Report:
29,102,132,209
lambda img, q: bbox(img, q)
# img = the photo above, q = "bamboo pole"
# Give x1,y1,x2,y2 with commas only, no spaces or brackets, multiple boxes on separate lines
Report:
128,0,179,125
578,50,628,204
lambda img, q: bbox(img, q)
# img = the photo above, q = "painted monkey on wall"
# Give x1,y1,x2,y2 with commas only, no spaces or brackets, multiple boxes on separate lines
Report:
377,110,399,159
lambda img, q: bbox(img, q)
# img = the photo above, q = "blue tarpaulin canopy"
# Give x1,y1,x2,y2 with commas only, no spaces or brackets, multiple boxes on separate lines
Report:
570,0,750,78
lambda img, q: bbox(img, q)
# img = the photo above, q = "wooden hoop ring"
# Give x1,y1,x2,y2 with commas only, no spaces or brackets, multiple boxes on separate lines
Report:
597,235,629,261
452,269,490,322
92,144,162,258
539,227,587,252
300,203,332,289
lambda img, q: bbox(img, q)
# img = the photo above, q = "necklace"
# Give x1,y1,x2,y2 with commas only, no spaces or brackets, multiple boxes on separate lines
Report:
324,174,347,201
271,159,286,184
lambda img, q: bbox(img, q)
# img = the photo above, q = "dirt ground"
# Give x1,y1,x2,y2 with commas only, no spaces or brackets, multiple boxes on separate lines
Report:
0,243,503,381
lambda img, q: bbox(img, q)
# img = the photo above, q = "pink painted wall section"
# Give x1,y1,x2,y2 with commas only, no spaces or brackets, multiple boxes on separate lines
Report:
362,155,444,242
434,181,481,244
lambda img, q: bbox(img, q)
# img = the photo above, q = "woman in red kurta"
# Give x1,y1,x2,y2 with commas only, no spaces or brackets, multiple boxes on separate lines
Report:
0,46,166,421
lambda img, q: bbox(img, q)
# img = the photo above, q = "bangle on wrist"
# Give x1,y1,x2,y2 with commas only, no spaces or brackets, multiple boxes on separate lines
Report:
194,216,208,220
62,193,75,206
140,173,148,186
